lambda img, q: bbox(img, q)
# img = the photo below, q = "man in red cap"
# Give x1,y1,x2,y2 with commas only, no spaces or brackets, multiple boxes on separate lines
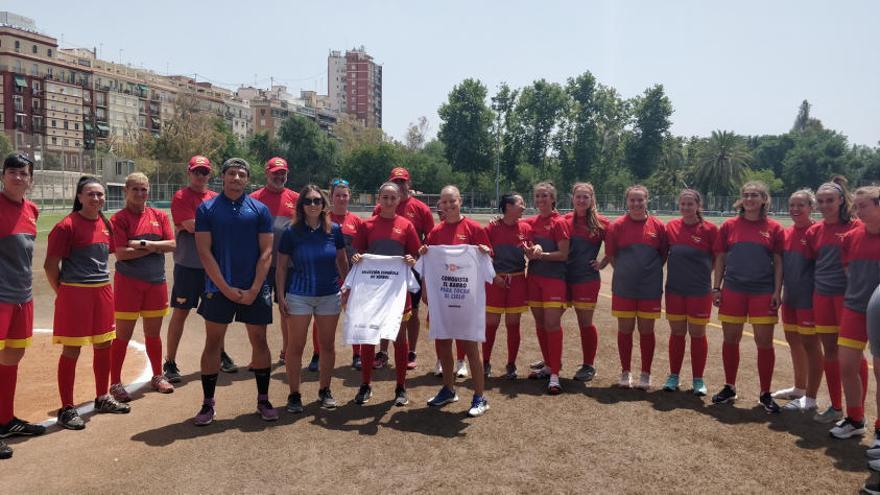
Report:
372,167,434,369
250,157,299,365
163,156,238,382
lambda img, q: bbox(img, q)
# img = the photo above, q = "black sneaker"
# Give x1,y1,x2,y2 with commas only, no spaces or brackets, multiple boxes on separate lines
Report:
163,360,182,383
352,355,362,370
0,440,11,460
0,417,47,438
758,392,781,414
711,384,737,404
95,395,131,414
503,363,518,380
286,392,303,413
318,388,337,409
574,364,597,382
354,383,372,405
308,353,320,372
373,351,389,369
394,385,409,407
57,406,85,430
483,362,492,378
220,352,238,373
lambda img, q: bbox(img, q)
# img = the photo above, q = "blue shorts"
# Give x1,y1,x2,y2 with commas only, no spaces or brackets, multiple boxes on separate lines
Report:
197,286,273,325
285,292,341,316
170,264,206,310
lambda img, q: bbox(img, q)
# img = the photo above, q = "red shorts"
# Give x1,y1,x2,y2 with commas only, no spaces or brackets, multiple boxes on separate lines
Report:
612,295,661,320
0,301,34,350
567,280,601,311
781,304,815,335
114,272,169,320
718,288,778,325
527,275,567,309
665,293,712,325
838,307,867,350
486,273,528,314
813,293,844,334
53,283,116,347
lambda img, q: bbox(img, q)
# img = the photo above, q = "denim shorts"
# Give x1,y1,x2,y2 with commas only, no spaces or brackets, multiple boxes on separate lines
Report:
285,292,341,316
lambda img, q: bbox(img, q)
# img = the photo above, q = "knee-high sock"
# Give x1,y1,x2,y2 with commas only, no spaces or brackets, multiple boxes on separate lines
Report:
757,347,775,393
580,325,598,366
547,329,563,375
0,364,18,424
393,337,408,386
617,332,633,373
93,346,111,397
639,332,656,374
58,354,77,408
507,322,521,365
824,359,843,410
145,335,163,377
722,342,739,386
110,338,128,384
691,336,708,378
360,345,375,385
352,345,361,357
668,334,686,375
536,327,550,364
483,321,500,364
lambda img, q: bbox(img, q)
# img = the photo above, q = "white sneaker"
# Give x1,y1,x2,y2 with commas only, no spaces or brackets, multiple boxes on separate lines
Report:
830,418,866,439
617,371,632,388
867,436,880,460
454,359,469,379
548,374,562,395
813,406,844,424
635,372,651,390
467,395,489,417
782,396,818,412
433,360,443,377
771,386,805,401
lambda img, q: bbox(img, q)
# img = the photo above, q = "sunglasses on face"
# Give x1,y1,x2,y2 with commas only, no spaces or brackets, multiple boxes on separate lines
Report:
302,197,324,206
190,169,209,176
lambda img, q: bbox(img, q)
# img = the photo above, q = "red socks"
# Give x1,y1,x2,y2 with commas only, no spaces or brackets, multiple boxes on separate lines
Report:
691,336,708,378
145,335,163,377
617,331,633,372
393,337,408,386
352,345,361,357
110,338,128,384
757,347,775,393
483,321,500,364
0,364,17,424
579,325,598,366
93,346,111,397
58,354,77,408
722,342,739,386
360,345,375,385
547,329,563,374
507,322,521,365
639,332,655,374
824,359,843,410
668,334,686,375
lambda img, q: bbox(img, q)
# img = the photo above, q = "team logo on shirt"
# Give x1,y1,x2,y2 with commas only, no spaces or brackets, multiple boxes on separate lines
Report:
759,231,770,239
445,263,461,272
835,233,847,242
456,234,468,240
800,238,808,246
27,215,37,226
407,212,416,219
285,202,294,209
691,235,702,244
645,230,657,238
543,224,552,230
517,234,526,241
102,229,110,236
151,221,160,227
345,223,355,230
393,227,403,234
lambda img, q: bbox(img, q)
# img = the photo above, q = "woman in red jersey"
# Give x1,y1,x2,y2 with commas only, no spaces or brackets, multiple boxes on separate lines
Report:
329,178,365,369
525,182,570,394
421,185,493,416
828,186,880,440
776,190,820,412
45,176,130,430
350,182,420,407
483,193,531,380
0,154,46,459
804,176,862,424
606,185,667,390
662,189,717,396
564,183,610,384
109,173,177,402
711,181,784,412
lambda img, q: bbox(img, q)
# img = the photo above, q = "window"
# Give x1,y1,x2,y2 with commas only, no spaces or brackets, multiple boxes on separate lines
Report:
63,121,69,130
75,140,81,147
74,123,79,131
63,139,69,147
47,48,53,58
33,116,43,130
14,40,20,52
32,99,40,112
51,120,57,128
13,96,23,112
31,64,38,76
51,137,58,145
32,80,41,93
32,45,38,54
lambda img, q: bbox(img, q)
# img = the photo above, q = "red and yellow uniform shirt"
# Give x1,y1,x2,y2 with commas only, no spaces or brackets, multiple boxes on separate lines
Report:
714,216,784,294
842,226,880,314
111,207,173,284
331,211,364,260
170,187,217,269
525,212,570,280
484,220,531,275
47,213,112,286
372,196,435,241
0,194,38,304
564,212,609,284
354,215,421,257
425,217,490,248
250,186,299,265
665,218,717,297
782,224,815,310
806,220,861,297
606,215,667,299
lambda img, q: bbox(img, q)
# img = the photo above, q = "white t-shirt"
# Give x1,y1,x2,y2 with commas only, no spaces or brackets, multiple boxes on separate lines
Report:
342,254,420,345
415,245,496,342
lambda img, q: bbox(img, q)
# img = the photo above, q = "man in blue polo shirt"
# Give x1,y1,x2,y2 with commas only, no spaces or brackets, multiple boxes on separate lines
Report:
193,158,277,425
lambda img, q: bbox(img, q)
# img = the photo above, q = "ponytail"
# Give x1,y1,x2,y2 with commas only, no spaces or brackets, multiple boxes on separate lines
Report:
73,176,113,236
818,175,854,224
679,188,704,223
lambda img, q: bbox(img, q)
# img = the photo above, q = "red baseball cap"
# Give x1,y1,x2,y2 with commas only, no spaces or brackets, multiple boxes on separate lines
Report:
188,155,211,171
388,167,410,182
266,157,288,173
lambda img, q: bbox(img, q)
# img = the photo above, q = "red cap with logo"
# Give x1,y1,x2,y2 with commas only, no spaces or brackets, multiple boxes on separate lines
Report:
266,157,288,173
388,167,410,182
188,155,212,171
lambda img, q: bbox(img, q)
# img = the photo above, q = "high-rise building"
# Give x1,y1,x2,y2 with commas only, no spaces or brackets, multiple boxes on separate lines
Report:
328,46,382,128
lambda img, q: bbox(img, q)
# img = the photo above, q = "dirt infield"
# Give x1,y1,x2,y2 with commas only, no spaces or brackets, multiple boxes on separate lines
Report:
4,213,875,494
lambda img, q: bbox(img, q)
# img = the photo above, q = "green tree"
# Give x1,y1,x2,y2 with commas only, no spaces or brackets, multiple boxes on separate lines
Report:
404,140,462,194
248,131,284,164
491,83,522,190
340,141,403,192
515,79,567,173
277,115,340,188
781,128,850,191
556,72,603,189
591,84,630,193
693,130,751,196
741,168,784,194
792,99,823,134
749,134,795,178
625,84,673,180
646,136,688,197
437,78,495,205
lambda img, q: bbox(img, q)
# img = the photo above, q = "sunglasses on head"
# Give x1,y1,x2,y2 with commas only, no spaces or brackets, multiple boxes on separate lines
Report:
302,197,324,206
331,178,349,188
190,168,209,176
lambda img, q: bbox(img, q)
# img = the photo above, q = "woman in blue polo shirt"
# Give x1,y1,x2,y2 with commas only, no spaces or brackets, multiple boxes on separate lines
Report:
276,185,349,413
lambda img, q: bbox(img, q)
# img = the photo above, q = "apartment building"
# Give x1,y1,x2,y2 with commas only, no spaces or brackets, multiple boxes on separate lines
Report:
327,46,382,128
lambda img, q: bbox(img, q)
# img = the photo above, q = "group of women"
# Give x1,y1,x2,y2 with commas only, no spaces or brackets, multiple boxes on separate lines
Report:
0,150,879,462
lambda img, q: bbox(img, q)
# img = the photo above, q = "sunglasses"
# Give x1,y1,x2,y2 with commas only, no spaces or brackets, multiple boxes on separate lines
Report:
331,178,350,188
302,197,324,206
190,169,209,176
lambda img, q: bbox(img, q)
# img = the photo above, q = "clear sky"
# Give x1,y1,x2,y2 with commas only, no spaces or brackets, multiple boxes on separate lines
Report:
7,0,879,146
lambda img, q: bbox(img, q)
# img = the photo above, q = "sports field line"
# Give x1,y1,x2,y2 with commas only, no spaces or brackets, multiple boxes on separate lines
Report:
31,328,153,428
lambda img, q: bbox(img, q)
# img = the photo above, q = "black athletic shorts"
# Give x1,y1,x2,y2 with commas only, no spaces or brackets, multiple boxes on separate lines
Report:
410,269,423,311
170,264,207,310
197,285,273,325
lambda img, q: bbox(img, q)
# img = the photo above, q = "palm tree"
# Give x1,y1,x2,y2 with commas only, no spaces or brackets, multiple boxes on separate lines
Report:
694,130,751,196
